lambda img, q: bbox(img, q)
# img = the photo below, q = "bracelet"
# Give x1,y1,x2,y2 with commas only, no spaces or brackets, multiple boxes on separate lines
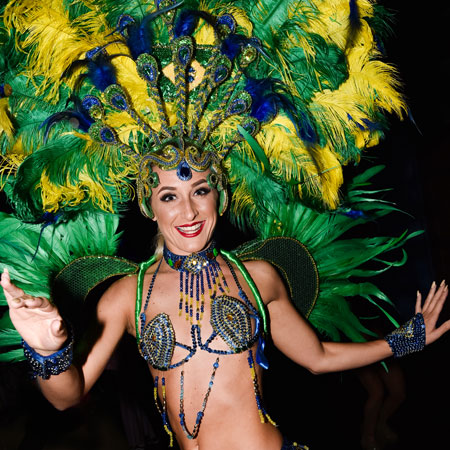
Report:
22,332,74,380
384,313,426,358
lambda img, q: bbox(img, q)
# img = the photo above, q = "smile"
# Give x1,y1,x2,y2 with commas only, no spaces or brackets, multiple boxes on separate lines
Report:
175,221,205,237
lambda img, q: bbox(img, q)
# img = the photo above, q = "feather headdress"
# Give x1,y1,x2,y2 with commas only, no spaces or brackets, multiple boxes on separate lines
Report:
0,0,410,361
0,0,406,225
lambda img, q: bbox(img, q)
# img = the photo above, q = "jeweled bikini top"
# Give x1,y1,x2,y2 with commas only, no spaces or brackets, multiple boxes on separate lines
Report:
137,242,263,371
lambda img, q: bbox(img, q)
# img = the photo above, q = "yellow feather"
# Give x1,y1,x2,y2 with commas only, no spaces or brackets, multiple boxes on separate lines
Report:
0,148,26,189
259,116,343,208
0,98,14,138
40,170,114,213
4,0,113,101
310,0,375,50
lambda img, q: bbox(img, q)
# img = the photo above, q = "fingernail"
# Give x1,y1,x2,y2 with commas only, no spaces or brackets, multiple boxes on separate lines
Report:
440,280,446,287
432,281,436,287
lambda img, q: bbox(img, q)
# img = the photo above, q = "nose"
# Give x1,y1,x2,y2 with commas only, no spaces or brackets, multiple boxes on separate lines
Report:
183,196,198,221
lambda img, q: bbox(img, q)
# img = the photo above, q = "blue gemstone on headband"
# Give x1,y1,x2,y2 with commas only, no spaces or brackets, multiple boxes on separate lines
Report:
178,45,192,66
82,95,102,111
217,14,236,33
177,160,192,181
110,93,128,110
100,126,117,143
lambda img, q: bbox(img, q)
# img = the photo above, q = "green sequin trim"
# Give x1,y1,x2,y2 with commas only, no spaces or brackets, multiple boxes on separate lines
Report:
136,255,158,344
220,249,268,334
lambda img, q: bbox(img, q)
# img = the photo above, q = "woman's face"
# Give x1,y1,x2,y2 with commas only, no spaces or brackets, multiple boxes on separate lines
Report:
150,166,218,255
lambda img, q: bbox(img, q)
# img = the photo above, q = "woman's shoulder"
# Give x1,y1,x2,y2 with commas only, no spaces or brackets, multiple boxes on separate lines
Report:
240,259,285,305
99,273,138,309
242,258,276,276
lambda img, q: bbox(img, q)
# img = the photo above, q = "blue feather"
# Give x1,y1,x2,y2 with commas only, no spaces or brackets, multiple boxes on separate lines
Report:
174,10,199,38
361,118,381,131
126,24,153,59
87,53,117,91
40,97,94,142
347,114,381,132
221,35,267,61
245,78,317,143
114,2,184,58
221,34,245,60
349,0,360,28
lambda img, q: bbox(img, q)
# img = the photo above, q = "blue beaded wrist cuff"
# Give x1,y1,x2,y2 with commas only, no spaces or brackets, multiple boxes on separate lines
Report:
384,313,426,358
22,333,74,380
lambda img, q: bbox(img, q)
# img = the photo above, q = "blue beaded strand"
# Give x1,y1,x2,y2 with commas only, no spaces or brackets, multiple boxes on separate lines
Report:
179,357,220,440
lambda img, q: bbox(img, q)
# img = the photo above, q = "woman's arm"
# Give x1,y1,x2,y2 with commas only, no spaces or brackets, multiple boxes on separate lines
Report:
1,269,135,409
247,261,449,374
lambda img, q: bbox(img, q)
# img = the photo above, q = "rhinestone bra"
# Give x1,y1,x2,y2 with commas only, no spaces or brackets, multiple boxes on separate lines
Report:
138,261,262,371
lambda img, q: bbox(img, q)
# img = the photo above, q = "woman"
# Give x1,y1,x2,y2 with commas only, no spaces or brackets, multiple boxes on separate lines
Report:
2,164,449,450
1,1,448,448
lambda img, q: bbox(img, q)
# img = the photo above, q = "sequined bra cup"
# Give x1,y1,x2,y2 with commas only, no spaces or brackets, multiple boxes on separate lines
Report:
138,260,261,371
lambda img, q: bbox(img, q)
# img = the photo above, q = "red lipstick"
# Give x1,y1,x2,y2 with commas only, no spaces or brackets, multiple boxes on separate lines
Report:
175,221,205,237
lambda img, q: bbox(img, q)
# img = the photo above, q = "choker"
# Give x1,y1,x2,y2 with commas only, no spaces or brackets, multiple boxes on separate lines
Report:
163,241,229,324
163,241,219,274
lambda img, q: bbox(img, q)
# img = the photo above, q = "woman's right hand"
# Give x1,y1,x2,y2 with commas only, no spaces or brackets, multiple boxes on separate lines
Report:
1,268,68,355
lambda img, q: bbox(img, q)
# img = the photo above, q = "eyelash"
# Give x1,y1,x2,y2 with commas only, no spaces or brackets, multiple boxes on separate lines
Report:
159,187,211,202
195,187,211,196
160,194,176,202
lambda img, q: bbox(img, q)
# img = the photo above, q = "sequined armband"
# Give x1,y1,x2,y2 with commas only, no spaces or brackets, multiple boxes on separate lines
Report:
384,313,426,358
22,331,74,380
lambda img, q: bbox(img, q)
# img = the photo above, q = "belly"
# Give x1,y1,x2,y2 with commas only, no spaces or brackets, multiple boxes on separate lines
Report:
150,347,282,449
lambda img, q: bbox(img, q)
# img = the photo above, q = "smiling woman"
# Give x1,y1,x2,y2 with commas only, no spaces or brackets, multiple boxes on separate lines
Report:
150,167,218,255
1,1,449,449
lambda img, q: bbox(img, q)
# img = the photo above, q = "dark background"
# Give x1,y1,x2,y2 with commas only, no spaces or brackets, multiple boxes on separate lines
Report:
1,1,450,449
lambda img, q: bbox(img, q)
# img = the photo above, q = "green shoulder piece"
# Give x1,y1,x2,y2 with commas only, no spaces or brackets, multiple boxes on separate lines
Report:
234,237,319,319
220,249,268,335
135,255,158,344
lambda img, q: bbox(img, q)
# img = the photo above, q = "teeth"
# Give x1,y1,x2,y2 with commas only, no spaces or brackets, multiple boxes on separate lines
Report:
177,222,203,233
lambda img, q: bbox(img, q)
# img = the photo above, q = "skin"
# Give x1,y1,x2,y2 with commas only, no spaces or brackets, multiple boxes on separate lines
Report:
1,167,450,450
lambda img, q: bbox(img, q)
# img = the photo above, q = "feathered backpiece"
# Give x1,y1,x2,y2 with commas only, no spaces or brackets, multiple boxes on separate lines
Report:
0,0,405,225
0,0,410,362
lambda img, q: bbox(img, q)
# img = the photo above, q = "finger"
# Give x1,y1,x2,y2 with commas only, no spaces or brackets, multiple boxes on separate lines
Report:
428,285,449,318
21,296,53,310
426,281,447,313
427,318,450,345
422,281,437,310
50,319,68,338
1,269,26,302
415,290,422,314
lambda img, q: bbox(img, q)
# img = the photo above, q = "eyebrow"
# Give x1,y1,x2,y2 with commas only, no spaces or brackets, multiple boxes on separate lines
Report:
156,178,208,194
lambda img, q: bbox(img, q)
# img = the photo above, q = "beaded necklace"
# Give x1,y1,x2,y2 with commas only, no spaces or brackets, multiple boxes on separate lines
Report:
163,240,229,325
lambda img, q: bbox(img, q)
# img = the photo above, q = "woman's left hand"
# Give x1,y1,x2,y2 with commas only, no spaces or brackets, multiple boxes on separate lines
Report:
417,280,450,345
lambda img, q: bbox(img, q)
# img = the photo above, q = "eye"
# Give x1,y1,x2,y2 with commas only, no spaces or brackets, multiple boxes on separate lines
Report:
160,193,176,202
194,186,211,196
